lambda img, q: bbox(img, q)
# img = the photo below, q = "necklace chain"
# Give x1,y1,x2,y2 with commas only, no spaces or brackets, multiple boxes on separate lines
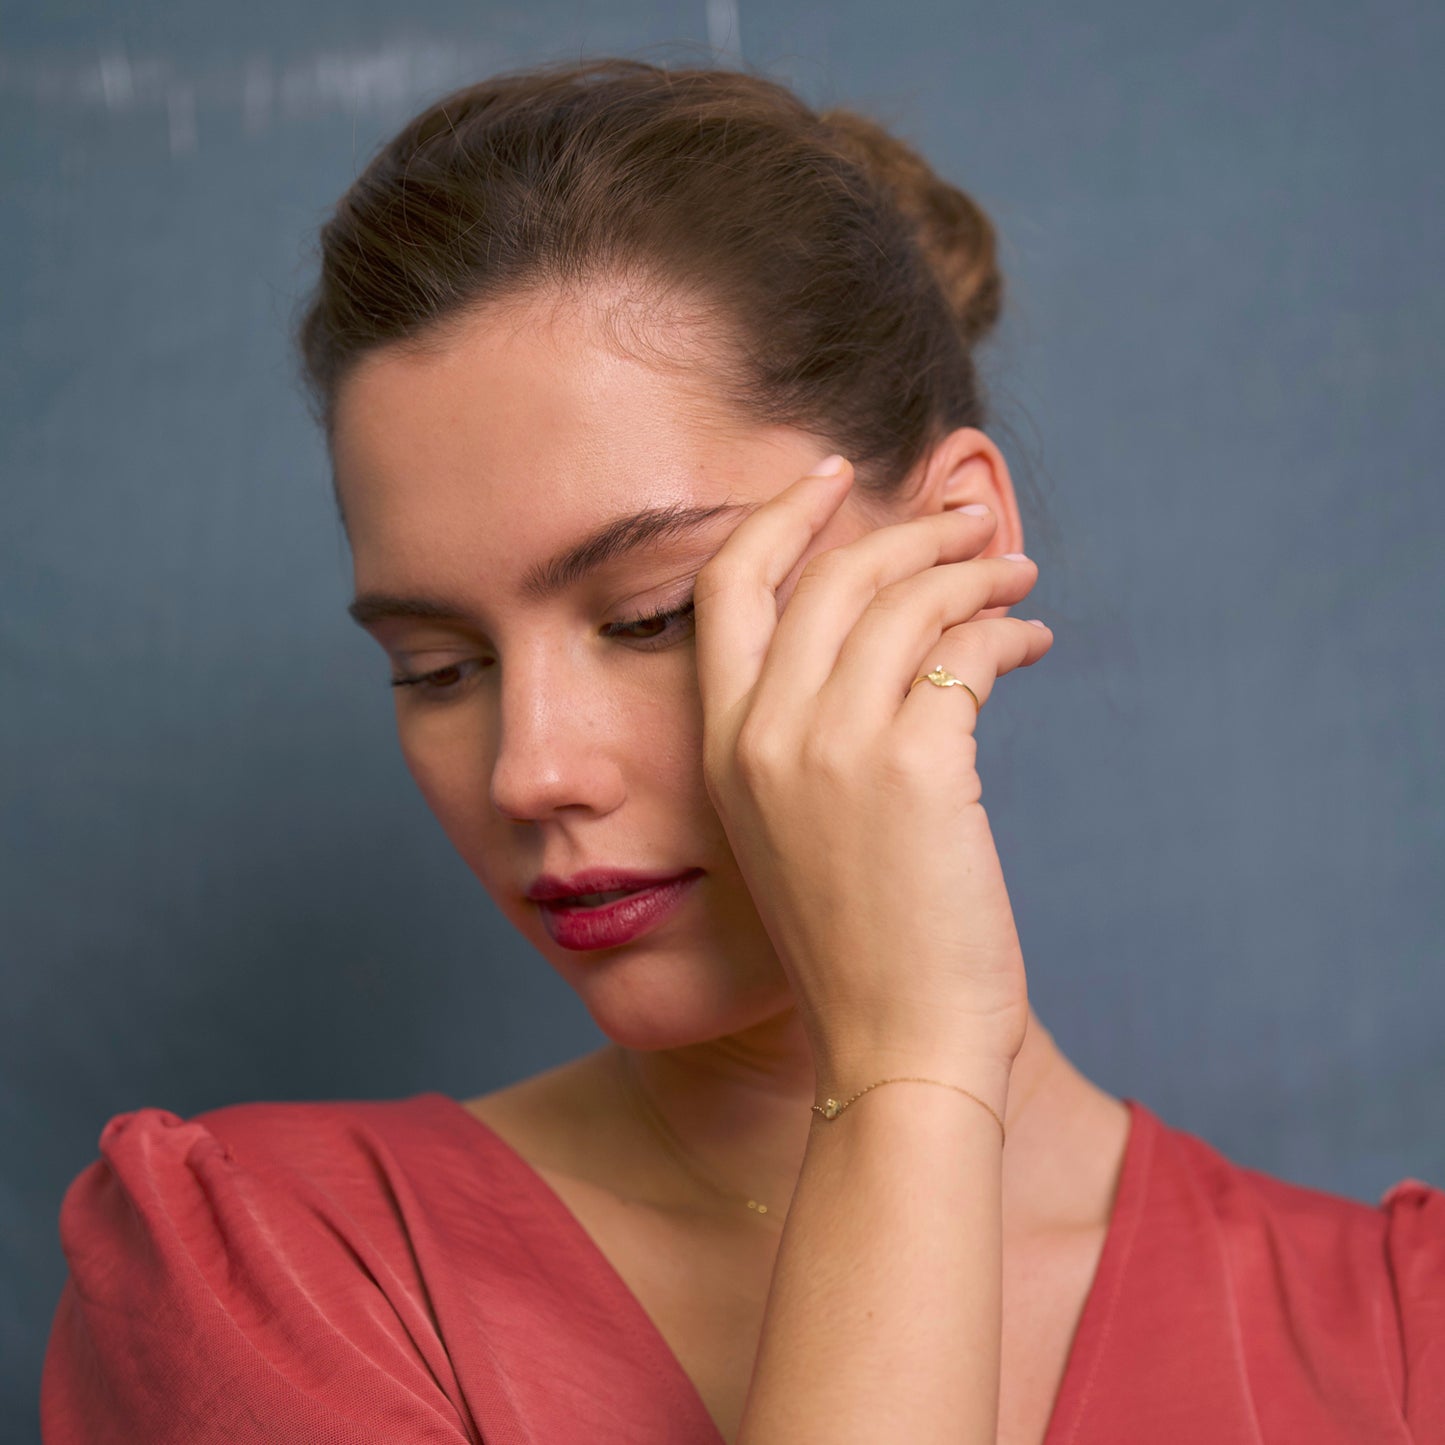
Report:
616,1050,786,1223
613,1047,1059,1226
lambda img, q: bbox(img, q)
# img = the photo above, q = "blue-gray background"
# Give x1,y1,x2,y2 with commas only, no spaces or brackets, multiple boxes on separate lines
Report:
4,0,1442,1435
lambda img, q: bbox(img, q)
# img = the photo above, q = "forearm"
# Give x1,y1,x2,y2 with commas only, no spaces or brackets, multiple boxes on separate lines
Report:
735,1063,1011,1445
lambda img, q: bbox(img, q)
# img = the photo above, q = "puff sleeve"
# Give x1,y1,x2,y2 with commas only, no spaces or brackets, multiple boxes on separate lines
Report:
1382,1178,1445,1440
41,1107,480,1445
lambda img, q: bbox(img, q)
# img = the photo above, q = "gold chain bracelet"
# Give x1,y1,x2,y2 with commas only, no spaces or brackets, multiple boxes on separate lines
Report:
812,1076,1006,1145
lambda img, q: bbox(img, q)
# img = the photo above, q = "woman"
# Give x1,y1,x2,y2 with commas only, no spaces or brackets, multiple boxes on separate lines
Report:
42,58,1443,1445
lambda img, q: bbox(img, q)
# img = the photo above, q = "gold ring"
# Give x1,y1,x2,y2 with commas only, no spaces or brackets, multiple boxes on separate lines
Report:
908,663,982,712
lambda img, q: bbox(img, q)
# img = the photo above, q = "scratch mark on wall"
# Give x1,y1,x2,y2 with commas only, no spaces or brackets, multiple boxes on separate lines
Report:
166,81,197,155
706,0,744,66
242,57,275,137
0,37,513,153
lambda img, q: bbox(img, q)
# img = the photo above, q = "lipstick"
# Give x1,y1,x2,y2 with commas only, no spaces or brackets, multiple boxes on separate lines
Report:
537,871,702,950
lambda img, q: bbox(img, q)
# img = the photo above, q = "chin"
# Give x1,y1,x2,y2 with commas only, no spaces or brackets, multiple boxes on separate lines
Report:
551,936,793,1053
496,880,793,1051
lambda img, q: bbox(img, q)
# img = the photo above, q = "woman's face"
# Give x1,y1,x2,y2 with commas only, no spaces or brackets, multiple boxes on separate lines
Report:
331,288,884,1050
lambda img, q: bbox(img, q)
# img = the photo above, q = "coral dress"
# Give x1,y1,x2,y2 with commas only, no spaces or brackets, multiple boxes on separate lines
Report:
42,1093,1445,1443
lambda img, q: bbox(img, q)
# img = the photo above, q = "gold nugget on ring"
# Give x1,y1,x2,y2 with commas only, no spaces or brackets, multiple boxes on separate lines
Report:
909,664,982,711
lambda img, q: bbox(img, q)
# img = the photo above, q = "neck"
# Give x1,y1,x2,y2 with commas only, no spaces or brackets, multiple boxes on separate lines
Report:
609,1003,1126,1234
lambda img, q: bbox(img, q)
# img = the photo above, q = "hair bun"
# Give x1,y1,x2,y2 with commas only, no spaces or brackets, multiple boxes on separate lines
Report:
820,107,1002,348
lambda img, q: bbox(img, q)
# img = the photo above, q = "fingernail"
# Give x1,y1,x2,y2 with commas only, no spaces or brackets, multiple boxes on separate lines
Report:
1003,552,1030,562
809,454,847,477
1025,618,1048,629
960,503,990,516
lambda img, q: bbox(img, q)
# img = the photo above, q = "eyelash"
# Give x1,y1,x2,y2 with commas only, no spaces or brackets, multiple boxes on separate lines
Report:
388,596,698,700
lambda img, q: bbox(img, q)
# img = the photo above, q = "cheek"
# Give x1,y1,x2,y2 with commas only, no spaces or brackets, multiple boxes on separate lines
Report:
645,670,706,766
642,685,741,869
396,712,494,841
639,670,725,843
390,669,710,833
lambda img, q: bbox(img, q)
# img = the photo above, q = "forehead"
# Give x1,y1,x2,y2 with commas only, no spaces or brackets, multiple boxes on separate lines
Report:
330,288,780,574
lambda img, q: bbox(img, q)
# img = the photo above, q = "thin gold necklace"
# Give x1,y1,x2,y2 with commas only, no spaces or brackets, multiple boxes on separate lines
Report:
614,1047,1060,1224
615,1049,787,1223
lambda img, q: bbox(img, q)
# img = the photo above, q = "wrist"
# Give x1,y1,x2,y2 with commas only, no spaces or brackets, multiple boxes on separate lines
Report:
810,1005,1027,1082
811,1046,1015,1130
809,1067,1012,1152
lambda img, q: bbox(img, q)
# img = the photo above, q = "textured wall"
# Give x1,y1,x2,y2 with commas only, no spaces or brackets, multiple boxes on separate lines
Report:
4,1,1442,1435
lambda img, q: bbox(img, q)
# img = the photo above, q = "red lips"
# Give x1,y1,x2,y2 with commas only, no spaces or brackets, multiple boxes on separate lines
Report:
525,866,702,904
536,872,704,950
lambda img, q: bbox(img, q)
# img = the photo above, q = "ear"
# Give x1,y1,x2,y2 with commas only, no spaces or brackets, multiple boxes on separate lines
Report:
908,429,1025,620
913,428,1024,551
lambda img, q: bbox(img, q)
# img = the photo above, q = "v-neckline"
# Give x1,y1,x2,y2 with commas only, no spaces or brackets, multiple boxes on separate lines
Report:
429,1090,1152,1445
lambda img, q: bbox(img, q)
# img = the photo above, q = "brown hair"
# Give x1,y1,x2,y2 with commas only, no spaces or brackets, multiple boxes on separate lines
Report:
294,57,1004,505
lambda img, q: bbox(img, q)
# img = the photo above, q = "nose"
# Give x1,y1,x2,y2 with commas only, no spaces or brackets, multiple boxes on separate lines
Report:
488,657,627,823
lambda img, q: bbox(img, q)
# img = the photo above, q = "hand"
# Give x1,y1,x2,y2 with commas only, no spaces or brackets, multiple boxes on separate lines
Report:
692,456,1052,1085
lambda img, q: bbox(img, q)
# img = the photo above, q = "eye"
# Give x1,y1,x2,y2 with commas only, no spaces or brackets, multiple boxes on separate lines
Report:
389,660,482,699
602,595,696,650
386,595,697,701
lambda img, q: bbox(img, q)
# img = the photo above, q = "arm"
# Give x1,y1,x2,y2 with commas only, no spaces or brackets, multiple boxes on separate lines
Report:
694,456,1047,1444
737,1061,1010,1445
42,1106,477,1445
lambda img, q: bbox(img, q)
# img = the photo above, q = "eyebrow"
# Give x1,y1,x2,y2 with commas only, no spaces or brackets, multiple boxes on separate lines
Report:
346,500,753,628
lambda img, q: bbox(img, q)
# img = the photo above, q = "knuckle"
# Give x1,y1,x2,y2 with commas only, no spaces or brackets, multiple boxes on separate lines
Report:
876,734,937,786
940,620,989,656
799,548,853,586
733,714,791,778
866,576,916,615
692,559,737,603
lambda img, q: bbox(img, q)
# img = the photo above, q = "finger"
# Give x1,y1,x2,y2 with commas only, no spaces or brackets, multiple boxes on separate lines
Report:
692,456,856,727
897,617,1053,736
750,505,1000,714
818,555,1040,734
